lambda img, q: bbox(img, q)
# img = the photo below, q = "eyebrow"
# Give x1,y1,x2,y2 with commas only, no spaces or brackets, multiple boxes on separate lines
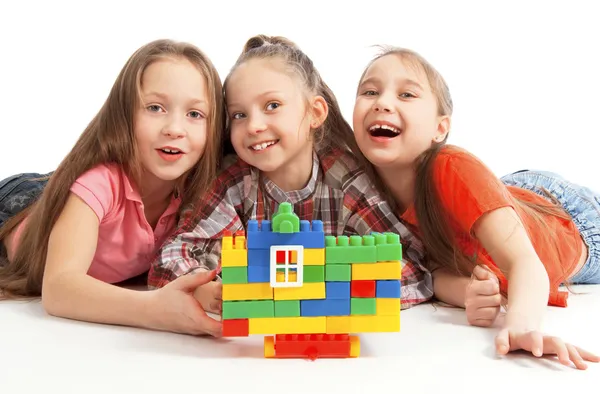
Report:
227,90,283,109
144,91,208,106
360,77,424,91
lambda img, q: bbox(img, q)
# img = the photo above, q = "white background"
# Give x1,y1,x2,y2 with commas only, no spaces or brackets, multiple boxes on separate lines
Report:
0,0,599,392
0,0,598,191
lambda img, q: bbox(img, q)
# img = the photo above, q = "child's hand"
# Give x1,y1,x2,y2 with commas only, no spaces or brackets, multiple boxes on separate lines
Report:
151,269,222,337
465,265,501,327
495,328,600,370
194,278,222,315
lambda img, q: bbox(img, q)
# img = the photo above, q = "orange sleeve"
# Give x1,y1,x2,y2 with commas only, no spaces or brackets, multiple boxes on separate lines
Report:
432,147,516,235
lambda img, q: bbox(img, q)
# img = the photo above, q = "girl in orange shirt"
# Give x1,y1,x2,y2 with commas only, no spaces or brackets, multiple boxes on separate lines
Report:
352,46,600,369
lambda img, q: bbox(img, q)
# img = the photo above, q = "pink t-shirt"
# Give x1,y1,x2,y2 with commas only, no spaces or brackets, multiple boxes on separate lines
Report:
11,163,181,284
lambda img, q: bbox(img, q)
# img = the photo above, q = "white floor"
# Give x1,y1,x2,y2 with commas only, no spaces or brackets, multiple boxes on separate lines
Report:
1,285,598,394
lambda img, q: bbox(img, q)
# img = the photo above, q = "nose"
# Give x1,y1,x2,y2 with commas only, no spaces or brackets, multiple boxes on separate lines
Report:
373,93,394,113
246,112,267,134
162,115,186,138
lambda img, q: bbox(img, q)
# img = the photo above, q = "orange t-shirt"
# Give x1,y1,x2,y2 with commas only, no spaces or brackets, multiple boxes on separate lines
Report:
401,145,583,307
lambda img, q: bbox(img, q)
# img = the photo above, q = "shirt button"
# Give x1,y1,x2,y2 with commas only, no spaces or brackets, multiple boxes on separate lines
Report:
160,218,167,224
154,237,158,242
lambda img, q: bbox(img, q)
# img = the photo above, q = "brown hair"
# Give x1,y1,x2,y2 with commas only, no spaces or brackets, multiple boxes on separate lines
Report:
0,39,226,298
357,46,571,289
223,34,362,158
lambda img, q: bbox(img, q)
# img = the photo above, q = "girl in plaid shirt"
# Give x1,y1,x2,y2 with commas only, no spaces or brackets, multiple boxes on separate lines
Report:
150,35,434,322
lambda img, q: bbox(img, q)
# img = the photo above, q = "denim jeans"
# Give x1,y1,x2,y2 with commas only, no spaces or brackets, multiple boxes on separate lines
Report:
500,170,600,284
0,172,52,259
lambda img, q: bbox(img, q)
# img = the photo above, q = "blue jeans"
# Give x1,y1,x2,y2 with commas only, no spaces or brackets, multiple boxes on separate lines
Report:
0,172,52,260
500,170,600,284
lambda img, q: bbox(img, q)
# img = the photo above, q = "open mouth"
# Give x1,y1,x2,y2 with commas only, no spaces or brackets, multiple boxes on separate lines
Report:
368,124,401,138
249,140,279,151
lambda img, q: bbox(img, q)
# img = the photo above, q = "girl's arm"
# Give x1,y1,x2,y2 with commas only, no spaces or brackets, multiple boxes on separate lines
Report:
42,193,221,336
42,193,157,327
431,267,469,308
472,206,549,332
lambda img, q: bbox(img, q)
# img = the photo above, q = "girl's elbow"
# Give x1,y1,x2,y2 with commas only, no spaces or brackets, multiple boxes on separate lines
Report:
41,276,64,316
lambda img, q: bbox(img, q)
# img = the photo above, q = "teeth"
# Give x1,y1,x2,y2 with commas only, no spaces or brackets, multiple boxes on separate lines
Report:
251,140,277,151
369,124,400,134
161,148,181,154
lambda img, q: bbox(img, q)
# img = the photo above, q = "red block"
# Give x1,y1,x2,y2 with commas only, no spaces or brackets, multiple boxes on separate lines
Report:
222,319,249,337
351,280,376,297
273,334,351,359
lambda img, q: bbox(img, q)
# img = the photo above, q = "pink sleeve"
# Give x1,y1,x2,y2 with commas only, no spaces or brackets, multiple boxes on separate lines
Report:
70,164,119,222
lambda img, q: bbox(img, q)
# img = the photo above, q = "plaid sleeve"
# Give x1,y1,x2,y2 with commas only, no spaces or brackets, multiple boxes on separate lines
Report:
147,163,247,289
341,173,434,309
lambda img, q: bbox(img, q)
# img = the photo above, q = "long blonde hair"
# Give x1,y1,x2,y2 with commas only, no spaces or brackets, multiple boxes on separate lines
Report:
0,39,226,297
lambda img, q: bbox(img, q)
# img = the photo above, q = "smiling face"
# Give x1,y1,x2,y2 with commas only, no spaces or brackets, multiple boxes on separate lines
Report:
133,57,209,191
225,58,316,185
352,54,449,170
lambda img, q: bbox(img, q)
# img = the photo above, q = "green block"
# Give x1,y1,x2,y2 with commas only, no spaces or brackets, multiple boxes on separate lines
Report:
325,235,377,264
272,202,299,233
222,300,274,319
221,266,247,284
274,300,300,317
375,233,402,261
325,265,351,281
351,298,376,315
304,266,325,282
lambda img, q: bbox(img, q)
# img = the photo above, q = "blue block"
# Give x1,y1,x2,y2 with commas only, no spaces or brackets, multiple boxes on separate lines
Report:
247,266,270,283
300,299,350,316
247,249,270,266
325,282,350,299
247,219,324,249
376,280,401,298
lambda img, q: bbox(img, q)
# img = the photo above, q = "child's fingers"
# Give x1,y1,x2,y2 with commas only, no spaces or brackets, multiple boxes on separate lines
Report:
472,279,500,296
495,329,511,355
472,264,493,281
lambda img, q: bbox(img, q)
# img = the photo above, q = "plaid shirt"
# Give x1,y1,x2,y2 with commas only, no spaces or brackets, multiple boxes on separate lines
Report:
149,147,433,309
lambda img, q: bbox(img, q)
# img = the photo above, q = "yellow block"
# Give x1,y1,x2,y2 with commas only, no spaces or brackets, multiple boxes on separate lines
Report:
222,283,273,301
221,235,248,267
352,261,401,280
326,315,400,333
249,316,326,334
221,249,248,267
304,248,325,266
326,316,351,334
376,298,400,316
274,282,325,300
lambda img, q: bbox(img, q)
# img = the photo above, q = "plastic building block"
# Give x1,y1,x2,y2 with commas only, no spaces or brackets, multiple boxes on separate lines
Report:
351,261,401,280
351,280,376,298
300,299,350,316
218,202,402,359
264,334,360,359
325,235,377,264
325,282,350,299
223,319,249,337
375,280,401,298
274,300,300,317
249,316,326,334
222,300,274,319
351,298,377,315
247,218,325,249
325,265,351,281
222,282,273,301
221,232,248,267
376,298,400,315
274,282,325,300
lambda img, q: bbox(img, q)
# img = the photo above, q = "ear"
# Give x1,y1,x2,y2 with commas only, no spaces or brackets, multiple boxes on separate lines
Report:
432,115,450,143
309,95,328,129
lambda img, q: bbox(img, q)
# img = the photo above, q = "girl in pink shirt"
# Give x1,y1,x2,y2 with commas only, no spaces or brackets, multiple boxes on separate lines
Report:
0,39,225,337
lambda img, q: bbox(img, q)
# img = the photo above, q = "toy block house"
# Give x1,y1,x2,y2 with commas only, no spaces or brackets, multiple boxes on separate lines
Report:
220,203,402,359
